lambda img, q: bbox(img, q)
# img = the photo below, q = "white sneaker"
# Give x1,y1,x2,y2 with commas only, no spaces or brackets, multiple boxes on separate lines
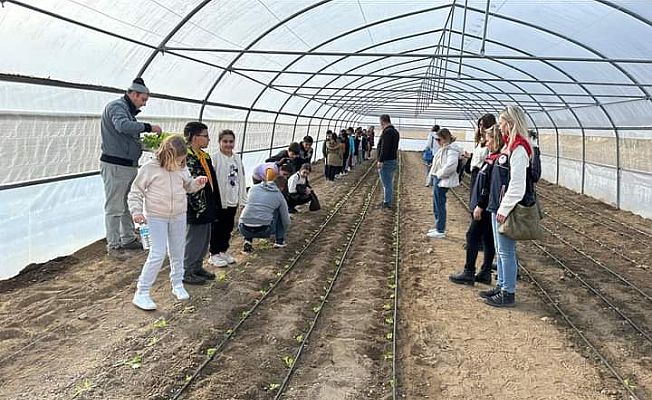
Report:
426,230,446,239
132,292,157,310
273,242,287,248
427,227,438,233
208,253,228,267
220,252,236,264
172,285,190,301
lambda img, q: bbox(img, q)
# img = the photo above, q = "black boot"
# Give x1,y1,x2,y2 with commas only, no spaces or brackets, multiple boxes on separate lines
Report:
183,273,207,285
484,291,515,308
196,268,216,281
474,268,492,285
479,285,501,299
449,269,475,286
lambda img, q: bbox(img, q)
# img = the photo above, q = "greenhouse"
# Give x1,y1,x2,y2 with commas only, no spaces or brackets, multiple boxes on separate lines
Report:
0,1,650,399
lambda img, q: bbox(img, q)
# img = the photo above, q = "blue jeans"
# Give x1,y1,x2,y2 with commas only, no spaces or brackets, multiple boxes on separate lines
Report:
432,179,449,232
238,209,287,244
379,159,397,205
491,213,518,293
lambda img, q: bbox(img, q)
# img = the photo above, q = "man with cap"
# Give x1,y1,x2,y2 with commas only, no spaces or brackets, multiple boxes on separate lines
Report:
100,78,163,259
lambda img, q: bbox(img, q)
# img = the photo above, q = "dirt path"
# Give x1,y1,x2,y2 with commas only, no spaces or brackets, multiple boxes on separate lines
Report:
396,151,613,400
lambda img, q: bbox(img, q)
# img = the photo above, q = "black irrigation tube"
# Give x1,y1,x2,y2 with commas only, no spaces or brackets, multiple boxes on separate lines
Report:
535,190,650,245
391,152,402,400
273,179,380,399
447,185,643,400
461,181,652,304
537,186,652,240
540,211,642,266
171,162,377,400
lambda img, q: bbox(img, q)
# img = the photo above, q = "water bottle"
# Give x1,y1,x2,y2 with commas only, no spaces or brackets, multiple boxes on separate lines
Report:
140,223,151,250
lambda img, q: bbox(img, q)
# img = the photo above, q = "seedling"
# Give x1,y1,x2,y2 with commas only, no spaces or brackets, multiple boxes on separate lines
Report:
241,310,250,318
385,317,394,325
72,378,92,397
266,383,281,391
206,348,217,357
215,272,227,282
312,305,321,313
152,317,167,329
283,355,295,368
126,354,142,369
225,329,233,335
295,334,304,343
383,352,393,361
386,332,393,340
383,303,392,311
387,283,396,289
185,375,192,382
624,378,637,390
146,336,160,347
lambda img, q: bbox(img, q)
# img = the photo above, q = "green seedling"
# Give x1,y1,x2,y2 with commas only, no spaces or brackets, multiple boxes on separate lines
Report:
387,283,396,289
295,334,304,343
624,378,637,389
206,348,217,357
389,293,395,299
383,304,392,311
126,354,142,369
266,383,281,391
241,310,250,318
383,352,393,361
146,336,160,347
385,317,394,325
73,378,92,397
185,375,192,382
215,272,227,282
259,289,268,296
386,332,393,340
225,329,233,335
312,305,321,313
283,355,295,368
276,271,283,277
152,317,167,329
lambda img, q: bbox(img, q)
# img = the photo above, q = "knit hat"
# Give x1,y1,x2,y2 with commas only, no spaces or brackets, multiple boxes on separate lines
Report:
128,78,150,94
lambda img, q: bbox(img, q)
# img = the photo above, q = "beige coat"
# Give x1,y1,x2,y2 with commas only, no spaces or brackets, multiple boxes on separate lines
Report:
128,159,203,218
326,140,344,166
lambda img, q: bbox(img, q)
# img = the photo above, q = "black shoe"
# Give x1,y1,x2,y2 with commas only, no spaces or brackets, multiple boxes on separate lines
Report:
479,285,501,299
243,240,253,253
485,291,515,308
183,273,207,285
449,270,475,286
474,270,492,285
121,239,144,251
195,268,216,280
288,208,298,214
491,263,497,271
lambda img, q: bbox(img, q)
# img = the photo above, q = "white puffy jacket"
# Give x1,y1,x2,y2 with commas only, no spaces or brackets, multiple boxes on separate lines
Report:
429,142,463,188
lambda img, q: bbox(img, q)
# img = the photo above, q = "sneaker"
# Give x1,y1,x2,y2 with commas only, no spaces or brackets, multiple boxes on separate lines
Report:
195,268,216,280
221,252,236,264
427,227,438,233
273,242,287,248
121,239,143,251
107,247,128,261
132,291,157,311
243,240,253,253
426,230,446,239
485,291,515,308
479,285,502,299
449,270,475,286
172,286,190,301
183,273,207,285
208,253,228,268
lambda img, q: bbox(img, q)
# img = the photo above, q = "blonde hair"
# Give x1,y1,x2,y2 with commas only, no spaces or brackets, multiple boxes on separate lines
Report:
156,134,187,171
484,125,505,153
499,105,528,149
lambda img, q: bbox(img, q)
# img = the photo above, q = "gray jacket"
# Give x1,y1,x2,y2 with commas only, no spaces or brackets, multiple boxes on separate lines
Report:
100,95,151,166
239,182,291,228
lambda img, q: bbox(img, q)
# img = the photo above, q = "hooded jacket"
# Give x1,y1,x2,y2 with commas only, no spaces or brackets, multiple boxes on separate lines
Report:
186,147,221,224
429,142,464,188
325,140,344,166
128,159,203,218
239,182,291,228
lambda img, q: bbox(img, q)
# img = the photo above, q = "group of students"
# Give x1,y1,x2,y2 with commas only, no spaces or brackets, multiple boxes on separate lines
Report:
323,126,375,181
126,124,323,310
422,106,541,308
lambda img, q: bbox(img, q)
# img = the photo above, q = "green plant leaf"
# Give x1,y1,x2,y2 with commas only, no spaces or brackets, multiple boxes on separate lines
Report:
266,383,281,391
383,304,392,311
385,317,394,325
126,354,142,369
295,334,304,343
283,355,295,368
152,317,167,329
206,348,217,357
146,336,160,347
386,332,393,340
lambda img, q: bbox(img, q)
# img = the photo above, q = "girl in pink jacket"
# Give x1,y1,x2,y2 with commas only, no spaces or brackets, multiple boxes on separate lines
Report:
128,135,207,311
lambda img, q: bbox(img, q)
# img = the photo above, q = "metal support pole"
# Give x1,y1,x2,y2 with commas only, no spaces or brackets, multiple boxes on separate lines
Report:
480,0,491,56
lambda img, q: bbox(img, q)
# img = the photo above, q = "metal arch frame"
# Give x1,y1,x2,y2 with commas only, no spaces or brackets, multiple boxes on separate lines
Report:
449,2,651,207
236,4,455,157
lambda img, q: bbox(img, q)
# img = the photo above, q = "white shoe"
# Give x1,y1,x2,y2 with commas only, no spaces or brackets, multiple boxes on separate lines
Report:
208,253,228,267
220,252,236,264
172,285,190,301
427,227,438,233
426,230,446,239
273,242,287,248
132,292,157,310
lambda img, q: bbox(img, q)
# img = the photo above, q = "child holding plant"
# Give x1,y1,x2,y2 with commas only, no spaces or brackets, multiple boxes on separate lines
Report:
128,135,208,311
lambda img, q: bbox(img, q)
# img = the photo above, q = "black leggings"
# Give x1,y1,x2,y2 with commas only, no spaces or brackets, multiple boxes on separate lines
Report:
326,165,341,181
209,206,238,254
464,211,495,273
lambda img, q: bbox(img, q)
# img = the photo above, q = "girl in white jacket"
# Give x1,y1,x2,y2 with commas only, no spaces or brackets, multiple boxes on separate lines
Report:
128,135,207,311
427,128,463,239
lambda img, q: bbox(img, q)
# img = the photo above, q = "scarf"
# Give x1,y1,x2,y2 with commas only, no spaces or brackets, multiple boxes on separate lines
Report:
503,133,533,157
191,148,214,191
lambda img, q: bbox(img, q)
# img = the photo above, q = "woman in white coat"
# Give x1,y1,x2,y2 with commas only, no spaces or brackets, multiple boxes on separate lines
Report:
427,128,464,239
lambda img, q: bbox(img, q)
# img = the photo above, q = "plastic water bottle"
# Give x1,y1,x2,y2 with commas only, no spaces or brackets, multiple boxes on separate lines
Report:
140,224,151,250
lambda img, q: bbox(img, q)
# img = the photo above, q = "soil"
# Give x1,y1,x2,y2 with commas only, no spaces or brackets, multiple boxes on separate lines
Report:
0,151,649,400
